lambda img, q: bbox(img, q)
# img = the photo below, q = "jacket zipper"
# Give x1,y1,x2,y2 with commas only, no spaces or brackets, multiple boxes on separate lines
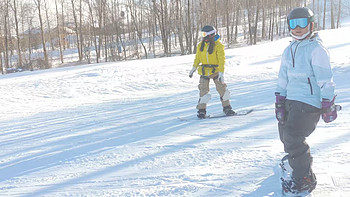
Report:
206,45,209,76
290,41,302,68
308,77,313,95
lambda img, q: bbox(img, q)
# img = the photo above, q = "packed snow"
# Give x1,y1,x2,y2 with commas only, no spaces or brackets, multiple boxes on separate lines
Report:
1,26,350,196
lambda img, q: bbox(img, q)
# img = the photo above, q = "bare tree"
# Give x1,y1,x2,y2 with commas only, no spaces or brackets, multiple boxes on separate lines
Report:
254,0,260,44
0,0,343,72
234,0,240,43
55,0,64,63
150,1,156,58
87,0,99,63
153,0,170,56
97,0,104,62
12,0,23,68
0,1,6,73
60,0,66,50
3,0,10,71
331,0,335,29
34,0,50,69
337,0,342,28
246,0,254,45
24,3,35,71
185,0,192,54
224,0,230,45
317,0,321,29
191,0,200,54
323,0,327,30
175,0,185,54
102,0,107,62
43,0,54,52
78,0,84,61
128,0,148,59
71,0,82,61
261,0,266,40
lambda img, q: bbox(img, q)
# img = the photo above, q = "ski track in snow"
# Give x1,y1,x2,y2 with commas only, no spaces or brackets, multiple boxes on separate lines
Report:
1,26,350,196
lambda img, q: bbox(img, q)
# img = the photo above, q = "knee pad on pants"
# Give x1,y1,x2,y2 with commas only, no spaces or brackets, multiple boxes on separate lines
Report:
221,90,230,101
199,94,211,104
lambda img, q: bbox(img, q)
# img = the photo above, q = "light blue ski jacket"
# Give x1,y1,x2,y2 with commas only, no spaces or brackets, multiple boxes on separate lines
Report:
276,33,335,109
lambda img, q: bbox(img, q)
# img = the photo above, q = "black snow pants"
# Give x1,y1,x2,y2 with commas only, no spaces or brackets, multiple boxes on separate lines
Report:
278,100,321,180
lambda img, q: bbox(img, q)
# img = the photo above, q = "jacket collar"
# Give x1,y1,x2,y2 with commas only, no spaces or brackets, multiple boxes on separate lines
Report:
290,32,322,47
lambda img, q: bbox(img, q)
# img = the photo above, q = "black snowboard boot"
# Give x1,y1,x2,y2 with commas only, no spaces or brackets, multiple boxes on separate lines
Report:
284,170,317,194
197,109,206,119
223,105,235,116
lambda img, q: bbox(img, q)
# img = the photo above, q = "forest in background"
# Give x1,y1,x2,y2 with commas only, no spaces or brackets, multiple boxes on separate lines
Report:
0,0,348,74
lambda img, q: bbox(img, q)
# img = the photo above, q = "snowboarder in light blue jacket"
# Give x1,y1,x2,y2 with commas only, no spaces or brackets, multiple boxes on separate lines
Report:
275,7,339,195
276,25,335,109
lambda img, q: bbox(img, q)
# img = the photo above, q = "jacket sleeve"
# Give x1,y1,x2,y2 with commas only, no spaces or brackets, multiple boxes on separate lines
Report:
311,45,335,101
276,48,288,97
193,43,201,69
216,42,225,72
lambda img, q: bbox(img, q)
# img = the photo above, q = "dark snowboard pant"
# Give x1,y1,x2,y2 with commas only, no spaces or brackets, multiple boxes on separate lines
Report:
278,100,321,180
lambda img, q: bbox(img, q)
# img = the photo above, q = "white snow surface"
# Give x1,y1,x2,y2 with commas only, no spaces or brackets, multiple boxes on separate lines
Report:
1,27,350,197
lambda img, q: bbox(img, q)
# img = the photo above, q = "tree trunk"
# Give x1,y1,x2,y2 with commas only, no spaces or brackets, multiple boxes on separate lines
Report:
330,0,335,29
323,0,326,30
35,0,50,69
187,0,192,54
246,0,253,45
0,24,4,74
28,17,34,71
60,0,66,50
79,0,84,61
71,0,82,61
225,0,230,46
97,0,103,62
87,1,98,63
128,0,148,59
4,0,10,70
176,0,185,54
254,0,260,45
44,0,54,52
234,1,240,43
55,0,64,63
336,0,341,28
13,0,23,68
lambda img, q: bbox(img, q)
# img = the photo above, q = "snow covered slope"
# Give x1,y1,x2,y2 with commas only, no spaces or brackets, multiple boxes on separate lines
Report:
1,26,350,196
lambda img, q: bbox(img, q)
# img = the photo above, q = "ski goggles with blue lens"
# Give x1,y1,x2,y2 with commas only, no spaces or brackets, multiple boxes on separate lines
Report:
289,18,309,29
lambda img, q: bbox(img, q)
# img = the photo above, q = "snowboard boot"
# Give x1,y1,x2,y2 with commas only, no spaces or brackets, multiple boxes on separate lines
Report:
223,105,235,116
284,170,317,194
197,109,206,119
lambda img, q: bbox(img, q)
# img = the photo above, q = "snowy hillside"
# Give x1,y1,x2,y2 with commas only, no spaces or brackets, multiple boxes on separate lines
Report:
1,25,350,196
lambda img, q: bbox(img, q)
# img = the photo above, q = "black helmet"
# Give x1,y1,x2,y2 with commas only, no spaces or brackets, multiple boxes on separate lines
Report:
201,25,216,43
201,25,216,33
287,7,314,28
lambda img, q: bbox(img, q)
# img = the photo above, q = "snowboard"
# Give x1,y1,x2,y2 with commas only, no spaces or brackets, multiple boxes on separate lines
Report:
203,109,253,119
177,109,253,121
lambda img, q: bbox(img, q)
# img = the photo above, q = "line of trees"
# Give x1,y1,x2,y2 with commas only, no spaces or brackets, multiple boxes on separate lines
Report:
0,0,345,74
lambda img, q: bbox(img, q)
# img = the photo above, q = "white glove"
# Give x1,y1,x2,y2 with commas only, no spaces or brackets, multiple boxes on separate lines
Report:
189,67,197,78
218,72,224,83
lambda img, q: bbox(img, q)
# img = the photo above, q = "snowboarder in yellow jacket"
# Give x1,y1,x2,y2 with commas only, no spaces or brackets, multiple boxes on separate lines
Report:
189,25,235,119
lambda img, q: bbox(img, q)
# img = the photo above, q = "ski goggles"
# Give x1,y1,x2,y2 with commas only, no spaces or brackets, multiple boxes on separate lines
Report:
288,18,309,29
201,29,216,37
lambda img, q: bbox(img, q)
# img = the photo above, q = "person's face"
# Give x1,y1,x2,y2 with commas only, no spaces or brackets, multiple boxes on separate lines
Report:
291,24,309,37
203,34,214,42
